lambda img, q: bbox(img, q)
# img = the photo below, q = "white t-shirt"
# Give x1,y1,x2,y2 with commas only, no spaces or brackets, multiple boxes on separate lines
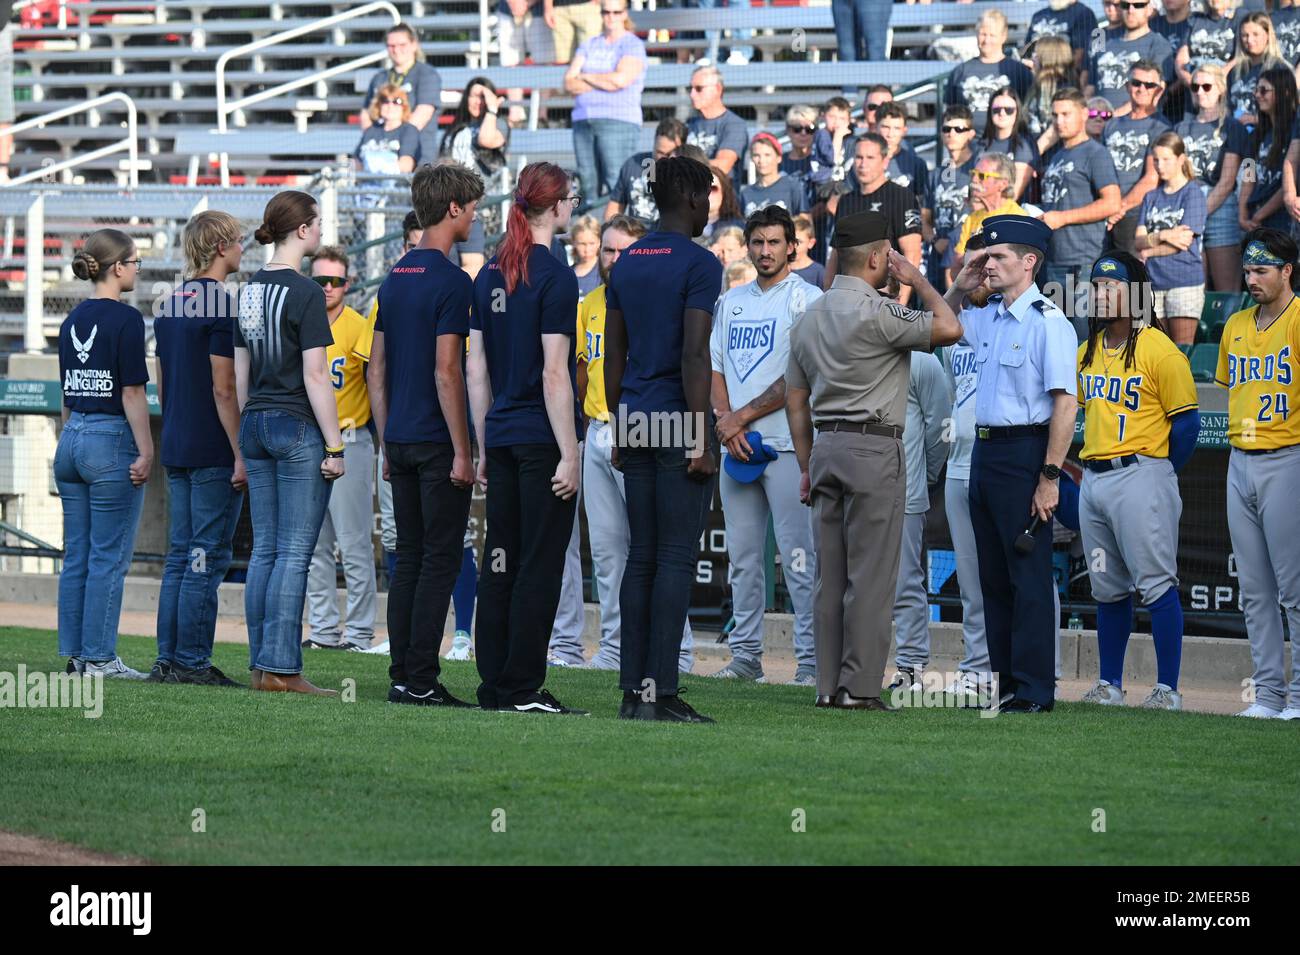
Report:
709,273,823,453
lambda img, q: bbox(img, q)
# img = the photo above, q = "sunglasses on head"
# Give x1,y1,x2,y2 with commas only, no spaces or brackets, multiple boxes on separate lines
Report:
1129,79,1161,90
787,124,815,135
989,105,1017,115
312,275,347,289
379,96,406,106
941,124,973,134
1088,108,1113,119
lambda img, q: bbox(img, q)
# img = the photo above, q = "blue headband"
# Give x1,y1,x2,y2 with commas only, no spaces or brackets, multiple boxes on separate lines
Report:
1244,240,1286,267
1091,257,1129,282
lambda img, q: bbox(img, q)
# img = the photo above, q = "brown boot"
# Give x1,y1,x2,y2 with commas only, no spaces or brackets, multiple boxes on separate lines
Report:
250,668,264,690
258,672,338,696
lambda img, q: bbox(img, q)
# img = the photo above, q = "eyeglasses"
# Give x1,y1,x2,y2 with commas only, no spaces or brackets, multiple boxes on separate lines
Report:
120,258,142,268
787,124,816,135
565,194,583,206
972,170,1005,182
1088,109,1114,119
600,7,625,15
1129,79,1161,90
1119,1,1148,9
941,124,973,134
379,97,406,106
1193,83,1216,92
312,275,347,288
1256,86,1275,97
989,105,1017,115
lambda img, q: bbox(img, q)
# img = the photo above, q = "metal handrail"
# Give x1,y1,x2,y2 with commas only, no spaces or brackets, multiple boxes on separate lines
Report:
214,0,401,186
1,92,141,189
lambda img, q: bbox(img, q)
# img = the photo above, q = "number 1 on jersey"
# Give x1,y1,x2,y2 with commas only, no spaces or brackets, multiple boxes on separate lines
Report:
1116,413,1126,443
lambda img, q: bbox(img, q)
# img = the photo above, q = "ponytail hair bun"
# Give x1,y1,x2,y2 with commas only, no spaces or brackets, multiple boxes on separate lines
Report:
71,251,100,281
72,229,134,283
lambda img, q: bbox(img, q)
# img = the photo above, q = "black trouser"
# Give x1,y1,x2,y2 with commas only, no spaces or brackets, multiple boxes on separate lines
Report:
968,430,1057,706
475,443,576,708
386,441,472,692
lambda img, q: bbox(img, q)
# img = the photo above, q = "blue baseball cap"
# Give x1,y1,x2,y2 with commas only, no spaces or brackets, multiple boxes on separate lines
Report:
723,431,779,483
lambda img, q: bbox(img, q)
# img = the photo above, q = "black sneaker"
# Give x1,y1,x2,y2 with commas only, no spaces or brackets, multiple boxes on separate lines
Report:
302,637,345,650
618,690,646,719
398,683,475,708
387,684,407,704
175,663,243,687
508,689,589,716
647,692,715,723
65,657,83,675
144,660,177,683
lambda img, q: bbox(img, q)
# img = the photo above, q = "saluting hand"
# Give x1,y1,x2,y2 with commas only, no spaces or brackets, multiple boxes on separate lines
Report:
886,249,925,289
951,250,989,294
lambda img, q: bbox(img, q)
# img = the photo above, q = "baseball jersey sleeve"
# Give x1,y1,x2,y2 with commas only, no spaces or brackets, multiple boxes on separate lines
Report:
1076,341,1089,407
1156,350,1199,416
1215,331,1230,387
352,309,375,362
709,295,727,373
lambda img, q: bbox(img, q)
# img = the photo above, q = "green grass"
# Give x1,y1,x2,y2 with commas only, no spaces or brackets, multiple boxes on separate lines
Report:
1,627,1297,865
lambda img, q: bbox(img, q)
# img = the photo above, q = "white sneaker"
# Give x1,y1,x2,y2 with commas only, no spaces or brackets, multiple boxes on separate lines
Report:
82,656,147,680
357,640,390,655
445,631,473,661
1236,702,1283,718
1276,706,1300,721
1081,679,1125,705
708,659,766,682
944,671,982,705
1140,683,1183,710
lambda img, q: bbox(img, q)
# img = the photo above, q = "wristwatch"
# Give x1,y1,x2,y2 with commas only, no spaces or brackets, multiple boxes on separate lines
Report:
1041,463,1061,481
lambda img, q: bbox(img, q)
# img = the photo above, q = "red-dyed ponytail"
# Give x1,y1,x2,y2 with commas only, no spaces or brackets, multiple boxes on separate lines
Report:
497,161,570,295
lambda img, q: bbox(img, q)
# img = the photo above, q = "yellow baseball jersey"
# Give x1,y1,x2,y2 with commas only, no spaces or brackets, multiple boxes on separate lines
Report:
1076,328,1198,460
330,304,374,430
1216,295,1300,449
577,284,609,422
955,199,1027,255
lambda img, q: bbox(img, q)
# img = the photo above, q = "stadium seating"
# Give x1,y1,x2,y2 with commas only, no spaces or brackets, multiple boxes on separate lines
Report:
1189,343,1220,383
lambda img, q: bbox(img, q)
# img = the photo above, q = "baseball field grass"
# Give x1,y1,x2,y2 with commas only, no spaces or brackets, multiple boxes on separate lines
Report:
1,627,1297,865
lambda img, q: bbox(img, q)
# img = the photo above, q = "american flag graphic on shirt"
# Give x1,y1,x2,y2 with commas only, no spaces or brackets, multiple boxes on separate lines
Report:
238,281,289,369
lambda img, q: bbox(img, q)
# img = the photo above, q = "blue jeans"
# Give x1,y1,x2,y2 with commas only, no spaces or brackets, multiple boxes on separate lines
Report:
239,410,331,675
156,466,244,670
572,118,641,212
54,412,145,662
832,0,892,91
618,446,712,698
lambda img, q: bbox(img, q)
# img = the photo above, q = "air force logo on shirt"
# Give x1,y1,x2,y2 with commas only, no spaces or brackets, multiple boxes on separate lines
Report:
71,324,97,363
728,316,777,382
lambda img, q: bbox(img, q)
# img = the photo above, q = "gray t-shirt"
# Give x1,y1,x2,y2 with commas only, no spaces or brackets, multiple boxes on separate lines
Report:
902,351,954,515
688,109,749,186
1041,138,1120,266
740,175,807,217
1102,112,1170,194
235,268,333,423
1089,32,1174,107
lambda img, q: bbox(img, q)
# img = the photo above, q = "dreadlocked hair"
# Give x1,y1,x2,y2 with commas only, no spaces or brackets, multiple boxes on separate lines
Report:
648,155,713,212
1081,250,1168,372
497,161,570,295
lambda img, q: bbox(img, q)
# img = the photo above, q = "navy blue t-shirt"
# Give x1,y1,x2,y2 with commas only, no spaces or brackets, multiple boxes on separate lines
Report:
59,298,149,416
154,278,236,468
605,230,724,416
1027,2,1098,52
887,145,929,201
794,260,825,289
375,248,472,444
470,244,579,448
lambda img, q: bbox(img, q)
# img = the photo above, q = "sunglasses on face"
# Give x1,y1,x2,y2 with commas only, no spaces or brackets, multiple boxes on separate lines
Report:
312,275,347,288
1129,79,1161,90
1088,109,1113,119
1119,1,1148,9
865,103,882,113
689,84,714,92
787,124,815,135
989,105,1017,116
1193,83,1216,92
972,170,1005,182
600,7,626,14
1257,86,1275,97
379,97,406,106
941,124,973,134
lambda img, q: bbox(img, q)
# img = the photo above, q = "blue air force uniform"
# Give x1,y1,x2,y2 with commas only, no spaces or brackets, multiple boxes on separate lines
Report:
961,216,1077,708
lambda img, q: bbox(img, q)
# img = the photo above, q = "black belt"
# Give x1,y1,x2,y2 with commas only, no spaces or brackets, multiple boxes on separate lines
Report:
975,423,1050,440
816,420,902,439
1239,444,1298,456
1082,453,1139,472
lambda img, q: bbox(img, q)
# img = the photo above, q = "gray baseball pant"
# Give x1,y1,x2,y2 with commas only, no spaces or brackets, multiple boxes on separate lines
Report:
307,427,378,645
892,510,930,670
377,442,396,553
945,475,990,673
1227,444,1300,711
548,477,587,664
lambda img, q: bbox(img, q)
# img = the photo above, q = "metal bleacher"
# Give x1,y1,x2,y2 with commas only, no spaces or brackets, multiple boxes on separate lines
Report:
2,0,1101,350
